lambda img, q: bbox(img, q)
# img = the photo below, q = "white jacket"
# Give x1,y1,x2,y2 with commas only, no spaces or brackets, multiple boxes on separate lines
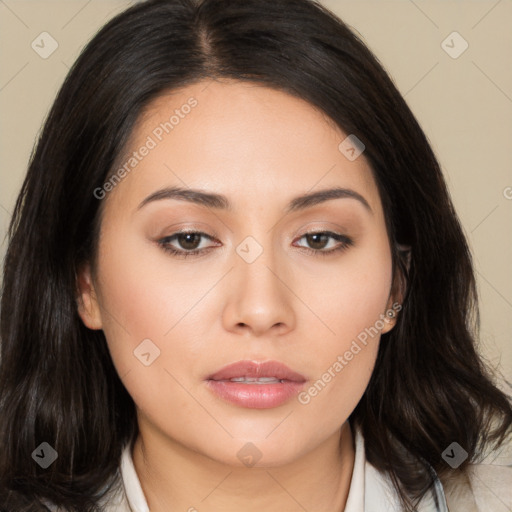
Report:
46,427,512,511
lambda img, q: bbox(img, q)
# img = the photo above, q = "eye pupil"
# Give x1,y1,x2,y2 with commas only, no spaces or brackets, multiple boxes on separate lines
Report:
179,233,201,250
306,233,328,250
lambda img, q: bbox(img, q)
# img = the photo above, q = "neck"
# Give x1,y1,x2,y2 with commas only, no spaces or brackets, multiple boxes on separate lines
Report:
132,421,355,512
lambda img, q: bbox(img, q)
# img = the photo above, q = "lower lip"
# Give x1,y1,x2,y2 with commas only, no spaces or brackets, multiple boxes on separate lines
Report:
206,380,305,409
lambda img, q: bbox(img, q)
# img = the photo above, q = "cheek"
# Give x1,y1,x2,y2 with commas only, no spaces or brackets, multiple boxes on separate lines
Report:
92,230,174,374
92,228,220,420
295,341,378,444
293,242,392,417
300,240,392,348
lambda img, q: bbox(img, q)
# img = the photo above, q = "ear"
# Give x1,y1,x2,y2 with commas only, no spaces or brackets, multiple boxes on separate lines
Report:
381,244,411,335
76,263,103,330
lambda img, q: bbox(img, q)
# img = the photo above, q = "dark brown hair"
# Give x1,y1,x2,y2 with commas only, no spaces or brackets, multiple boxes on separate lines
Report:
1,0,511,510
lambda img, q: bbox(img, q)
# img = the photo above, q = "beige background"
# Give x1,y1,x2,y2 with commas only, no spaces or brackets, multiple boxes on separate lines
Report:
1,0,511,380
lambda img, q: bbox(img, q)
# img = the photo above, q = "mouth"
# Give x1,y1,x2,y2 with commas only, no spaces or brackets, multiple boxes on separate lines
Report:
205,360,307,409
224,377,288,384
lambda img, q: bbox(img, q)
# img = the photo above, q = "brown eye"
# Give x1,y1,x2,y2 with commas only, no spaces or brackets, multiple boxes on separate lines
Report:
304,233,330,250
158,231,217,258
175,233,202,250
294,231,353,256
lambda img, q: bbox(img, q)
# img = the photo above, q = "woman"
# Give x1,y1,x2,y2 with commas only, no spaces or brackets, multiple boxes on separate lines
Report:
0,0,510,510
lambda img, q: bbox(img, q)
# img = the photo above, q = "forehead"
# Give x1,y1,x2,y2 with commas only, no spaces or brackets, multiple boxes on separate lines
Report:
104,79,381,216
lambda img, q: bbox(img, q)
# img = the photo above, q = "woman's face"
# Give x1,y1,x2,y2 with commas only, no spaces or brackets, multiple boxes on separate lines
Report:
78,79,397,467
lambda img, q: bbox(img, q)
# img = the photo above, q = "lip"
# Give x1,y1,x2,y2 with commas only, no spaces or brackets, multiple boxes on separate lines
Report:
205,360,307,409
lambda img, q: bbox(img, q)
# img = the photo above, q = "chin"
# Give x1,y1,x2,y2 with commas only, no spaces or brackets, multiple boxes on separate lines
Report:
201,435,311,469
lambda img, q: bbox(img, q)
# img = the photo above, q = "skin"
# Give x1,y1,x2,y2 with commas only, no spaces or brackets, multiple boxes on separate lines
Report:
77,78,399,512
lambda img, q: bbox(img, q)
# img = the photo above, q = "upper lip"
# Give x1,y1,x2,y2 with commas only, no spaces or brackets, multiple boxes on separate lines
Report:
207,360,307,383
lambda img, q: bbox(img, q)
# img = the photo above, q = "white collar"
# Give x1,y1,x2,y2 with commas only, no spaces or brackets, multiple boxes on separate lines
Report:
119,427,448,512
119,441,150,512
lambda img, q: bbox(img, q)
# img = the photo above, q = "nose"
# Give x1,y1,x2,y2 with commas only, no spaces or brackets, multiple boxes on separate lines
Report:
221,238,296,338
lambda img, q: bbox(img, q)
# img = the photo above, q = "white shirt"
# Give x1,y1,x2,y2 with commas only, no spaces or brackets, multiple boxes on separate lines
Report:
47,427,512,511
115,428,448,512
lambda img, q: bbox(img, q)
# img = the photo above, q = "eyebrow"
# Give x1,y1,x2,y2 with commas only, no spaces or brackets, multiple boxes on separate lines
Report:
137,186,372,214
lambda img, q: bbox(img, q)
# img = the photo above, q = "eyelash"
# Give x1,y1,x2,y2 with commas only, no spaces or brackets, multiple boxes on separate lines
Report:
157,230,353,259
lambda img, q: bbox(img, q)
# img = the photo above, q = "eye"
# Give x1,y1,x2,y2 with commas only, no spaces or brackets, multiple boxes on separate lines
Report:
293,231,353,256
158,231,218,259
157,230,353,259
